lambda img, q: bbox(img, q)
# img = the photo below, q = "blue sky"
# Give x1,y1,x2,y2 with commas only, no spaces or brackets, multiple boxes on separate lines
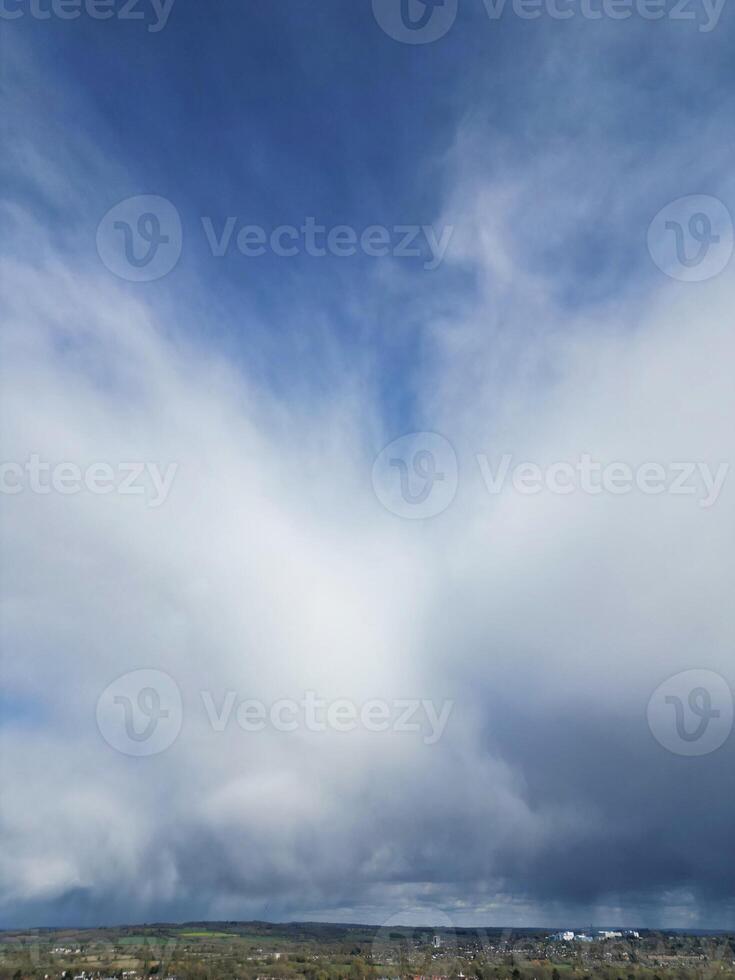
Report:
1,0,735,932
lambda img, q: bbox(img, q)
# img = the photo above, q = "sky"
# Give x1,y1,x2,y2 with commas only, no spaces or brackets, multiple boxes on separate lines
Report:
1,0,735,932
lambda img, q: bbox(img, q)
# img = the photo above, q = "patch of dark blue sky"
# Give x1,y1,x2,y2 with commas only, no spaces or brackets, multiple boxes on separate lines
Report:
8,0,735,428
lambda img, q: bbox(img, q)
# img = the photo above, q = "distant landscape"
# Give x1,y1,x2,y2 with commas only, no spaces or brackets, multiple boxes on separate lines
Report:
1,922,733,980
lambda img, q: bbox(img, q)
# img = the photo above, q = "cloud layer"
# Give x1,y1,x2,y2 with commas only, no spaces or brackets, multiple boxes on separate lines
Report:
1,9,734,930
